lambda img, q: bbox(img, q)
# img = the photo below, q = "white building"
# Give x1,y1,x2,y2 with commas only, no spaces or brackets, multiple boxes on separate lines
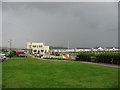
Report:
26,42,49,55
51,47,119,53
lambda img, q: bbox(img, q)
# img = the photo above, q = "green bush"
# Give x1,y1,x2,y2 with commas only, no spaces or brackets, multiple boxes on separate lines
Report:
96,53,120,64
75,52,95,61
9,50,16,57
2,49,8,52
43,57,74,60
75,52,120,64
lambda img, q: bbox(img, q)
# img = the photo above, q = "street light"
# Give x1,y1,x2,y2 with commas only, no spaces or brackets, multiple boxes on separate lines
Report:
8,40,12,58
68,40,69,53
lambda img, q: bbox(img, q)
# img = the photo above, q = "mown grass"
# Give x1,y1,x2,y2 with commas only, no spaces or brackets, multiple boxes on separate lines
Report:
2,56,118,88
0,63,2,89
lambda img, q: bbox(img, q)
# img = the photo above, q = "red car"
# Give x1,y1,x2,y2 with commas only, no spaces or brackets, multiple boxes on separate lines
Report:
16,51,25,56
16,51,27,57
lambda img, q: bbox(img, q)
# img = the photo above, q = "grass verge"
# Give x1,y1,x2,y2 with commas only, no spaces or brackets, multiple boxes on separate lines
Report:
2,56,118,88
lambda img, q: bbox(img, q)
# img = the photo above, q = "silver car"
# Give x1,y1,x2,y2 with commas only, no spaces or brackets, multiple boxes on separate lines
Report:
0,54,6,62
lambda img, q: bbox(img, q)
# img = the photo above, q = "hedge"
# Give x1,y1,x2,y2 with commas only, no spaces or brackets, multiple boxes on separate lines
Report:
75,52,96,61
75,52,120,64
96,53,120,64
43,57,74,60
9,50,16,57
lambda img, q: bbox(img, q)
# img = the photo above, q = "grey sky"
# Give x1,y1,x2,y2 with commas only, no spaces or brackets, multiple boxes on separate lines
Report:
0,1,2,48
2,2,118,48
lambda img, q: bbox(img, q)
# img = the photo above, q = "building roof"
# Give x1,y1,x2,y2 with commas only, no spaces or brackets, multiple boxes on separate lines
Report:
77,47,91,49
50,46,68,49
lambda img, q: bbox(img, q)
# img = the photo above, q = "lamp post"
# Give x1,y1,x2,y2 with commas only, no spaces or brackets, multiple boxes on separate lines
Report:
68,40,69,53
8,40,12,58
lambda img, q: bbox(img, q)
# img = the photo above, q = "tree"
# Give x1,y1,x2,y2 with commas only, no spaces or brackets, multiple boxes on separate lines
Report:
2,49,8,52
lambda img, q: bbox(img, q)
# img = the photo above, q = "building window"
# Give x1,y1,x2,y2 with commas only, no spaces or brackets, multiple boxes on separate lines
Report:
34,50,37,52
38,50,40,53
39,45,42,47
29,45,31,48
33,45,36,47
41,50,44,52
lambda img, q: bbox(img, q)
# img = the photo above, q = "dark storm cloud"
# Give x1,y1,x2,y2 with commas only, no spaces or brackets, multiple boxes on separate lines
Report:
2,2,118,48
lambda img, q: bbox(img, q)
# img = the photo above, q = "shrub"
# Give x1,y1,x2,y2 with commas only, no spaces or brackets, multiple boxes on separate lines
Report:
96,53,120,64
9,50,16,57
75,52,95,61
2,49,8,52
43,57,74,60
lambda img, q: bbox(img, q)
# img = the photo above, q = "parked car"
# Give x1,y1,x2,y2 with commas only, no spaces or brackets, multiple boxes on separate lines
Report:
0,54,6,62
16,51,27,57
1,53,5,56
18,54,27,57
0,55,3,62
1,52,9,57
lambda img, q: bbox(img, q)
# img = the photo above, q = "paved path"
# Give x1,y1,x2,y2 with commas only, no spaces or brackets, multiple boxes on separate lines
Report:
80,61,120,68
27,54,120,68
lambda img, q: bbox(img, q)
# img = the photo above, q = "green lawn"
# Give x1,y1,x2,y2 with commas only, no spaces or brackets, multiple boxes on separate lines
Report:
2,56,118,88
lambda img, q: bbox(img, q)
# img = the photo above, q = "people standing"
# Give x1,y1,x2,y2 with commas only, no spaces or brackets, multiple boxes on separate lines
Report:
37,53,39,58
34,53,37,58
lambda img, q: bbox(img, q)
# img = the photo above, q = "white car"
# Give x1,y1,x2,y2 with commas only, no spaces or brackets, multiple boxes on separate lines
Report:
1,53,6,56
0,54,6,62
0,55,2,62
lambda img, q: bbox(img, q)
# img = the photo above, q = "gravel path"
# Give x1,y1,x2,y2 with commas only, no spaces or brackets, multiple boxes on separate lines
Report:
27,54,120,68
80,61,120,68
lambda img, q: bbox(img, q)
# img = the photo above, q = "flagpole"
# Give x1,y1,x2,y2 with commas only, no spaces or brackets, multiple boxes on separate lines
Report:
68,40,69,53
8,40,12,58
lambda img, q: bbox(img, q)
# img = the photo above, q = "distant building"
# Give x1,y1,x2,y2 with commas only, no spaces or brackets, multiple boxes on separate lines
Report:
51,47,119,53
26,42,49,55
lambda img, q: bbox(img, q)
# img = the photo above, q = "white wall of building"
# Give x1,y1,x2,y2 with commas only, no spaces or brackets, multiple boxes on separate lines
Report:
26,42,49,54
